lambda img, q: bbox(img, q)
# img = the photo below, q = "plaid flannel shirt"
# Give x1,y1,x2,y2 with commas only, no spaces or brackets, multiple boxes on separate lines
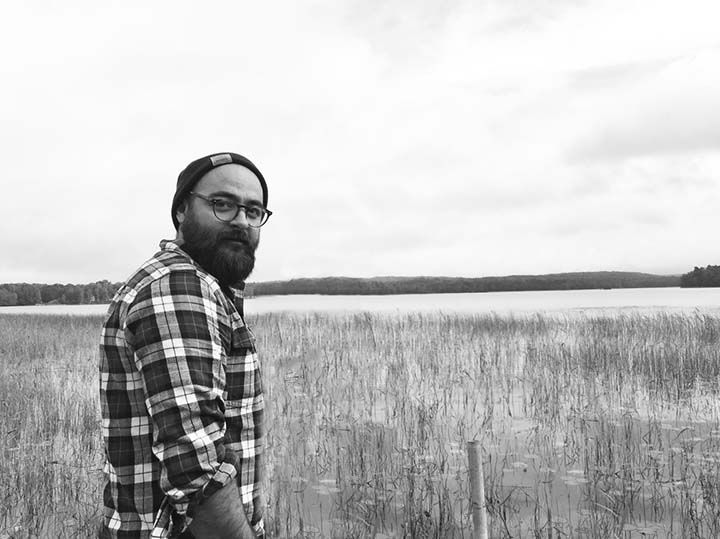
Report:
99,240,264,538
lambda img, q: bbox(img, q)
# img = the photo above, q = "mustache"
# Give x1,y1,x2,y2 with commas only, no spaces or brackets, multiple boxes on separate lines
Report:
221,231,252,244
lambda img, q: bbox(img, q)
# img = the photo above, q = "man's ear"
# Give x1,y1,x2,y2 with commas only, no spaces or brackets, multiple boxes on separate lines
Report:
176,199,188,225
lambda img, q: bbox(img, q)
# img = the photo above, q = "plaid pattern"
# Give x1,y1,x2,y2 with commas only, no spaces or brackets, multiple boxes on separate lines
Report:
100,240,264,538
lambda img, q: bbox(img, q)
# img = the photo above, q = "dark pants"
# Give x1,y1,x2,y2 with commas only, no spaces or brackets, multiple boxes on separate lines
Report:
177,529,264,538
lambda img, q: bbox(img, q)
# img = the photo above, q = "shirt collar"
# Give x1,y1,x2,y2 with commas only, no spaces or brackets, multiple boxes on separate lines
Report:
160,238,186,255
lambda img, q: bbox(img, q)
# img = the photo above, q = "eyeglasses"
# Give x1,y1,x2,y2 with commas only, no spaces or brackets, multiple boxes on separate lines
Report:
188,192,272,228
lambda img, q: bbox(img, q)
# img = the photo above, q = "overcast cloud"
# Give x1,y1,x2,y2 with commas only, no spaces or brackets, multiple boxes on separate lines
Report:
1,0,719,284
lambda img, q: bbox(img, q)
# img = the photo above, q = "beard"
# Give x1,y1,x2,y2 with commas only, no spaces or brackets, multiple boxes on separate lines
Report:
179,212,258,288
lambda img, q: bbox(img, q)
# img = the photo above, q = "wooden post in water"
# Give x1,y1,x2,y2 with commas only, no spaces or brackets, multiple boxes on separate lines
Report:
467,440,488,539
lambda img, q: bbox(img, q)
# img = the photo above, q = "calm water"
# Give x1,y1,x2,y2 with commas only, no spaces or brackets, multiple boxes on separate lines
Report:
1,287,719,315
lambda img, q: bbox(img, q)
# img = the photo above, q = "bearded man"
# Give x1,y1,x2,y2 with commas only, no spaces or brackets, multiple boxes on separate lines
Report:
99,153,271,539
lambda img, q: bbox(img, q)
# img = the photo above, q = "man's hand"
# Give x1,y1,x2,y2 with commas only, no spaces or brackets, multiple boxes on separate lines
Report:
188,482,255,539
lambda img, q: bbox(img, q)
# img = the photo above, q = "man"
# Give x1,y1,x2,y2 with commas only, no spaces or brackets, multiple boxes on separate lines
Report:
99,152,272,539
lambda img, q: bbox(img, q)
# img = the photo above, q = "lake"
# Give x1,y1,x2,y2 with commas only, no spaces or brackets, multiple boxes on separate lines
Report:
1,286,719,316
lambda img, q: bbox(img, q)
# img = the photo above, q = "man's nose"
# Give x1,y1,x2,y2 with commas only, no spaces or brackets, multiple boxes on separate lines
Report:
230,208,250,227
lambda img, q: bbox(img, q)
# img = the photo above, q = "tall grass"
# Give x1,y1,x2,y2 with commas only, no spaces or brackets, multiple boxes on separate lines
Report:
0,315,103,538
1,311,719,538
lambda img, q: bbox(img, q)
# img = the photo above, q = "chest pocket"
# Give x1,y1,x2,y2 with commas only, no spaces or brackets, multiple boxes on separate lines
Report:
224,324,262,404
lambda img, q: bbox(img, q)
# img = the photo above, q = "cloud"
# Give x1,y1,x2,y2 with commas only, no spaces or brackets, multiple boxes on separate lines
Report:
568,48,720,161
2,0,720,283
340,0,463,65
567,57,676,91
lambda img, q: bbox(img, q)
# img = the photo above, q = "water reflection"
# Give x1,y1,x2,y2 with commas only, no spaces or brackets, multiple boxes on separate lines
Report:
2,287,720,316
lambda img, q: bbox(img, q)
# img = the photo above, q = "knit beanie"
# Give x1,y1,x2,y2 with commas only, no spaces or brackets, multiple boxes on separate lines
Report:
171,152,269,229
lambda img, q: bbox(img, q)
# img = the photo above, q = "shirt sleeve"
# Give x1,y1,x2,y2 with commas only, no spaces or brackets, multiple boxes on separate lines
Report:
125,269,237,515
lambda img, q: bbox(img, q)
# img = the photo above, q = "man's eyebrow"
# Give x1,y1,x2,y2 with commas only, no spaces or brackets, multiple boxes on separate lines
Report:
207,190,263,206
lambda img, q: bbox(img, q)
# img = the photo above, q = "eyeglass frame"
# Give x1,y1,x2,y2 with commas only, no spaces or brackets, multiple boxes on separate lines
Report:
188,191,273,228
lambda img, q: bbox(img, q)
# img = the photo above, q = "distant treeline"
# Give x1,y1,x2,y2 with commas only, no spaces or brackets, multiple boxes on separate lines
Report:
0,281,122,306
680,265,720,287
3,268,709,306
244,271,680,297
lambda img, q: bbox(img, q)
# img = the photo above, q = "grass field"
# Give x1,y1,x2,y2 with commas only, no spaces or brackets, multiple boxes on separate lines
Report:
1,311,719,538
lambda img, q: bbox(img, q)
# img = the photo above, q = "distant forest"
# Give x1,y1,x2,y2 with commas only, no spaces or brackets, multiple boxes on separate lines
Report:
244,271,680,297
0,267,715,306
679,265,720,287
0,281,121,307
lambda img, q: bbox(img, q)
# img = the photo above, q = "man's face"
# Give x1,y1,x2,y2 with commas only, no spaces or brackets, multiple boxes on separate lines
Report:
175,164,264,287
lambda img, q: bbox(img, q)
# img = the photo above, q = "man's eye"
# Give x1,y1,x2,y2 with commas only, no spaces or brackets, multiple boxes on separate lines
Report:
246,207,263,219
213,200,235,212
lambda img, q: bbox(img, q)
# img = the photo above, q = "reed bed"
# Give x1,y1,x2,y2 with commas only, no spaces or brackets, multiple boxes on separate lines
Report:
1,311,719,538
0,315,104,538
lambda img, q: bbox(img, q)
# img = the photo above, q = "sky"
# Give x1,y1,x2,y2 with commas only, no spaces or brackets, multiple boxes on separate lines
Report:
1,0,719,284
